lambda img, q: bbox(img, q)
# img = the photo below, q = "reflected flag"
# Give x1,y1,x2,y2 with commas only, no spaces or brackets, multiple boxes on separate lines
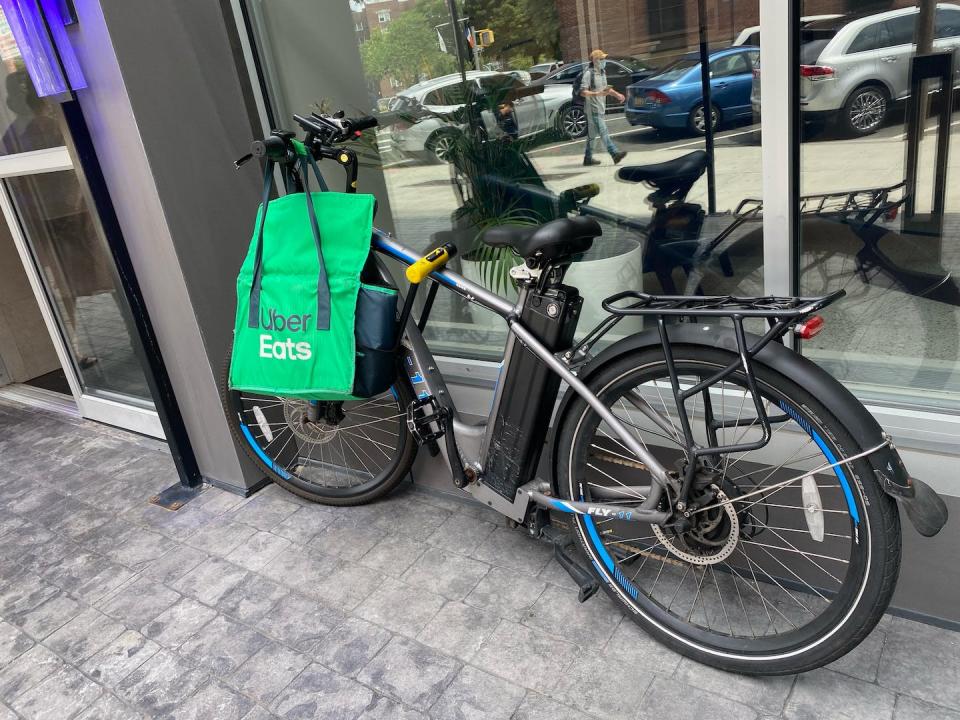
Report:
437,28,447,53
465,26,475,49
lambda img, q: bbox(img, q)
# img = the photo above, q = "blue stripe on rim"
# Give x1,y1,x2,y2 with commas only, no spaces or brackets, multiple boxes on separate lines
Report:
240,423,291,480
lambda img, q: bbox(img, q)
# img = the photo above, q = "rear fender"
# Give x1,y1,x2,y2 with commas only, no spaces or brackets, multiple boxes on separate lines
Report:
550,323,947,536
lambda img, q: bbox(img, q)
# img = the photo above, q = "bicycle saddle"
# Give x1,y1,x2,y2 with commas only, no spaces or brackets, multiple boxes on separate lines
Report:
481,216,601,262
617,150,708,193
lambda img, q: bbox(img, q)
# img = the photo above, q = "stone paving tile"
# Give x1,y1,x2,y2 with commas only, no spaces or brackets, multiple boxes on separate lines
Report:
0,644,63,701
537,557,580,591
10,663,102,720
217,573,289,623
73,693,144,720
311,561,385,612
639,676,759,720
425,513,496,555
511,692,594,720
601,616,684,675
0,623,33,669
784,668,895,720
311,518,386,561
878,616,960,709
270,507,334,545
165,679,254,720
142,597,218,648
415,601,499,663
81,630,160,687
0,570,59,619
177,615,270,676
272,663,374,719
355,579,446,637
894,694,960,720
172,556,249,606
97,576,181,628
673,657,796,716
258,550,338,598
254,592,343,655
368,499,451,541
227,641,311,705
229,493,300,532
553,651,654,720
70,559,137,605
463,565,547,622
400,547,490,601
227,531,292,573
523,583,622,648
828,626,886,683
313,616,392,678
116,649,209,717
44,503,114,540
185,516,259,556
357,636,460,712
428,665,525,720
44,607,125,664
7,591,83,640
472,620,578,694
358,534,426,579
471,527,553,576
356,695,427,720
142,543,209,585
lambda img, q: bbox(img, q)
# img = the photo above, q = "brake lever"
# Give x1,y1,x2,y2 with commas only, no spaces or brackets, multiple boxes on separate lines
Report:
234,153,254,169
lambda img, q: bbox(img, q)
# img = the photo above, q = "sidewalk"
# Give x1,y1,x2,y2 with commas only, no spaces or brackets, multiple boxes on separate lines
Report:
0,398,956,720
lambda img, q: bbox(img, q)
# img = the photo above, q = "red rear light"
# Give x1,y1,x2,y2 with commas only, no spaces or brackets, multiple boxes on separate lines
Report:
646,89,671,105
885,205,899,221
800,65,835,78
795,315,825,340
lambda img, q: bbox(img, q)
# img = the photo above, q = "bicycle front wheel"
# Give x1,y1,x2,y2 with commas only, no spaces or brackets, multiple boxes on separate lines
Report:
555,344,901,674
220,346,417,505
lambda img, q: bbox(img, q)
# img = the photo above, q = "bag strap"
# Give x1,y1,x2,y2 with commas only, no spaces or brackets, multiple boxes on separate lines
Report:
300,152,331,330
246,161,275,329
246,153,332,331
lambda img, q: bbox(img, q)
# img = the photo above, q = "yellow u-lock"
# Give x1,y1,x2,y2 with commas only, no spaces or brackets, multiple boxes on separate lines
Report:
405,244,456,284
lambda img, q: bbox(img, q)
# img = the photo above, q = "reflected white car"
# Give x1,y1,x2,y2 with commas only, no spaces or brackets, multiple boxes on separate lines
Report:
387,71,584,163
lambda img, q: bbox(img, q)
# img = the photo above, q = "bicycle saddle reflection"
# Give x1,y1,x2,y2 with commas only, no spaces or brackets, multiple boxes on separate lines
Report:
617,149,708,197
480,215,602,262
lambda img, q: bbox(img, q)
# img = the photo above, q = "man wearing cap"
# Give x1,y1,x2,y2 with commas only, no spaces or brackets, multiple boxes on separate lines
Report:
581,49,626,166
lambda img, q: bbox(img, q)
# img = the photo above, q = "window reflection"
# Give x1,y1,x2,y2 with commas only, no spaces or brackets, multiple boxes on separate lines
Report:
796,1,960,408
248,0,765,359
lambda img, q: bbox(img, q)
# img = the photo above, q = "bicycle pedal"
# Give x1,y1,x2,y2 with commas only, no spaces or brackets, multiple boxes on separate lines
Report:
406,396,447,446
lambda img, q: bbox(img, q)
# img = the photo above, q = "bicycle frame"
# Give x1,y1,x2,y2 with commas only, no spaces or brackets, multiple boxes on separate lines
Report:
370,229,674,522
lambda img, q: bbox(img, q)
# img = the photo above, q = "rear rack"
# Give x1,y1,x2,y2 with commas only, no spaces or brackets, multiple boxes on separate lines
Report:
564,289,847,485
601,289,845,320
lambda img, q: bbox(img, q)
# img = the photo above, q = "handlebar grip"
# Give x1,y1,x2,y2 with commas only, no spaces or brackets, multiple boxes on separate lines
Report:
252,135,288,161
347,116,379,133
405,243,457,284
560,183,601,203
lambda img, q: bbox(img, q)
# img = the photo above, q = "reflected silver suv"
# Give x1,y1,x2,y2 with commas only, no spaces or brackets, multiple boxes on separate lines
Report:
751,4,960,136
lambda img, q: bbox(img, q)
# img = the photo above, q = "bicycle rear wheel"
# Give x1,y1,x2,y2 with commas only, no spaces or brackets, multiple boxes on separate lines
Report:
555,344,901,674
220,346,417,505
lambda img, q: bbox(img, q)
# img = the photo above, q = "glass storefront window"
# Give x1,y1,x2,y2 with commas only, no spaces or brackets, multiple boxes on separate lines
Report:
242,0,766,360
796,1,960,410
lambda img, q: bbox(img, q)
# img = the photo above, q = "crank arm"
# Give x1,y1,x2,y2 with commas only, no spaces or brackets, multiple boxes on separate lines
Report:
526,490,670,525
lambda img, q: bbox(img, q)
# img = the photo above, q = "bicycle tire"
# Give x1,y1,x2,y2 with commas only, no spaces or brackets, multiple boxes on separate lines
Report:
219,344,417,505
555,344,901,674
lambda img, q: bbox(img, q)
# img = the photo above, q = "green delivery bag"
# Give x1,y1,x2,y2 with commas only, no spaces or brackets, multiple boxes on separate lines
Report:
229,152,395,400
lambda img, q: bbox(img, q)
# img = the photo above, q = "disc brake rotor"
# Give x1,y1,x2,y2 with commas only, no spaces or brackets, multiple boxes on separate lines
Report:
653,488,740,566
283,400,338,445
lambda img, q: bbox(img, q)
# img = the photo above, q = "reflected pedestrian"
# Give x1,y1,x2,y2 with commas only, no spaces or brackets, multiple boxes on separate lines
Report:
581,49,626,166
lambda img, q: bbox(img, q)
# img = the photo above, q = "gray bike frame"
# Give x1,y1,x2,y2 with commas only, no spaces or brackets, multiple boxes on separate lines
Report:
373,229,673,521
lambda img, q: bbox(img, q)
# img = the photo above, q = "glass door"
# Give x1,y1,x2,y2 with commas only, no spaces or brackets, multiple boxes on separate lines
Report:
0,14,162,437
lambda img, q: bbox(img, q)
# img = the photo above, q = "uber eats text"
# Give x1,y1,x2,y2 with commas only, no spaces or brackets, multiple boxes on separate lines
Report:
258,308,313,360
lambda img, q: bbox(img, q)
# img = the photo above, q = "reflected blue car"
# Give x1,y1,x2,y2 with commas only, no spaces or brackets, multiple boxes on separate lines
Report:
625,46,759,135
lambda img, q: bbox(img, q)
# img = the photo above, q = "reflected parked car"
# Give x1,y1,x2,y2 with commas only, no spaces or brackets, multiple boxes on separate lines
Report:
626,46,759,135
529,61,563,80
387,71,581,163
751,4,960,136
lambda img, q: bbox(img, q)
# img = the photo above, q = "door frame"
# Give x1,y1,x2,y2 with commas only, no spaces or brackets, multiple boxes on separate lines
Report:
0,146,165,439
